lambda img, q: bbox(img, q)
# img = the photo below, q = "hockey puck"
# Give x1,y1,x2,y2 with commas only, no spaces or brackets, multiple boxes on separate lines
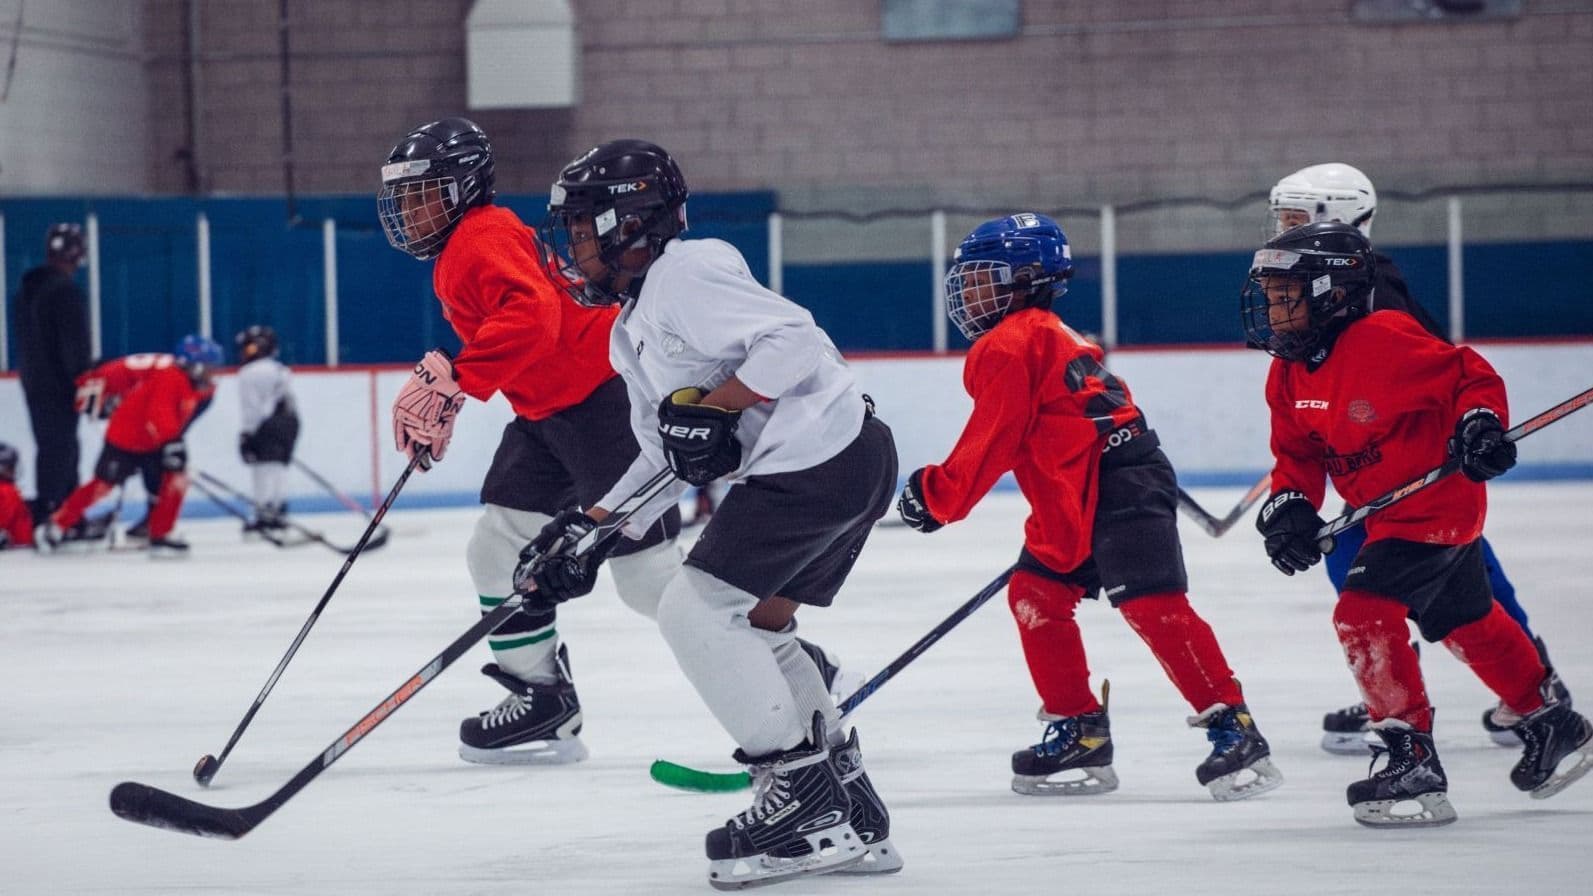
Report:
192,754,220,786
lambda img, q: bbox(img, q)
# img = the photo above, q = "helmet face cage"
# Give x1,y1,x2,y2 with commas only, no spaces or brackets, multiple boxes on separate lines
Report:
379,171,465,261
945,214,1073,340
377,120,495,261
945,260,1020,340
1240,242,1372,362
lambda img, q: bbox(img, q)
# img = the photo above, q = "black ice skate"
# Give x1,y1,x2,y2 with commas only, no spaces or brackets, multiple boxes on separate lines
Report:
1508,674,1593,799
827,728,902,875
1188,703,1283,801
1346,721,1456,828
1321,701,1375,755
146,534,190,558
1484,637,1572,748
457,644,587,765
706,714,864,890
1011,705,1118,796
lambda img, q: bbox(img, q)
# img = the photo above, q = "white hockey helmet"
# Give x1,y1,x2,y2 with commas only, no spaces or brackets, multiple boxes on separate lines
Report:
1268,163,1377,238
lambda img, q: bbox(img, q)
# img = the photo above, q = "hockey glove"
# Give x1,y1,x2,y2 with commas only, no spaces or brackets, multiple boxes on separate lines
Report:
897,468,945,534
160,440,189,473
392,349,465,471
74,376,111,419
1449,408,1516,482
514,509,615,605
239,431,261,464
657,388,742,487
1256,489,1326,575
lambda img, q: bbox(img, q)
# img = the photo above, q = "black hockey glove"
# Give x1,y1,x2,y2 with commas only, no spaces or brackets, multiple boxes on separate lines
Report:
1449,408,1516,482
1256,489,1326,576
897,468,945,534
657,388,742,487
514,509,614,606
239,431,261,464
160,440,189,473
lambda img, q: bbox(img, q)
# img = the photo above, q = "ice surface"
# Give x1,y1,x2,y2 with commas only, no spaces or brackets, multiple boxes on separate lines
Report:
3,484,1591,894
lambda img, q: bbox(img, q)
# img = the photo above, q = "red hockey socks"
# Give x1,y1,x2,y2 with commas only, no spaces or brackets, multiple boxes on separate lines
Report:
1443,600,1547,717
1334,590,1433,730
1007,570,1099,717
51,479,114,529
148,472,189,539
1118,592,1244,713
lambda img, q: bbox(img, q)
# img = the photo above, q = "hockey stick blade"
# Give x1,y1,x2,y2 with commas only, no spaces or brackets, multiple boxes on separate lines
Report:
650,566,1016,793
1316,385,1593,552
1177,473,1272,538
110,782,258,840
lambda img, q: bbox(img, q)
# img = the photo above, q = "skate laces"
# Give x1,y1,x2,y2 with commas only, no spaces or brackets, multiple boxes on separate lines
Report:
1035,718,1080,757
735,764,794,829
482,692,532,729
1205,711,1246,754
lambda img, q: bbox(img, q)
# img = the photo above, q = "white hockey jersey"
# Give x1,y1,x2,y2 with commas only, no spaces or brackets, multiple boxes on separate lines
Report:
596,238,865,529
236,357,295,435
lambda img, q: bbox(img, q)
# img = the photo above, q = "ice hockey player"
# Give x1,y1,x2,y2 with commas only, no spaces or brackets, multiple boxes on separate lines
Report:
897,213,1281,804
0,443,34,549
1244,221,1593,827
37,336,223,557
235,325,299,537
379,118,681,766
1267,163,1569,753
528,138,900,887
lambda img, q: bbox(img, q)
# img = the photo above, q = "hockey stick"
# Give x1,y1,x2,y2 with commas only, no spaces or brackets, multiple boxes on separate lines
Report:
649,564,1019,792
187,454,422,787
1177,473,1272,538
189,474,303,548
1316,385,1593,552
193,470,390,555
112,468,678,836
291,458,376,519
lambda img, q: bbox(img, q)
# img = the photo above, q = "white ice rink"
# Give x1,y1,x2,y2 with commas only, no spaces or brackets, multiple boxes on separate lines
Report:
3,483,1591,895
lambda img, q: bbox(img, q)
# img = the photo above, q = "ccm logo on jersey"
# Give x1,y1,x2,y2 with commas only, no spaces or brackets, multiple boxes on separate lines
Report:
1295,399,1329,409
661,424,714,441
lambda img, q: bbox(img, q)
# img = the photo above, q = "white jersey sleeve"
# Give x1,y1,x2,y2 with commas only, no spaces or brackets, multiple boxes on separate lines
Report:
237,358,294,434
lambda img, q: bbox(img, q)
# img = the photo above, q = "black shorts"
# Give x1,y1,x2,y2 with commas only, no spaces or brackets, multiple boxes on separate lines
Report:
1341,537,1493,642
478,376,679,557
685,412,897,606
95,443,162,486
248,403,300,464
1021,438,1188,607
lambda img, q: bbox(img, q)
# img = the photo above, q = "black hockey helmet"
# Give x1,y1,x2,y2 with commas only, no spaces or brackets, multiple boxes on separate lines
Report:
378,118,496,260
46,222,86,266
543,139,689,306
0,441,18,482
1241,221,1376,363
235,324,280,363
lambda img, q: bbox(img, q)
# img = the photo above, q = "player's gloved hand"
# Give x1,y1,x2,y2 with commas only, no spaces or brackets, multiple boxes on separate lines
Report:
657,387,742,487
897,468,945,534
1449,408,1516,482
74,376,109,419
392,349,465,471
514,509,614,605
238,431,260,464
1256,489,1326,575
160,440,189,473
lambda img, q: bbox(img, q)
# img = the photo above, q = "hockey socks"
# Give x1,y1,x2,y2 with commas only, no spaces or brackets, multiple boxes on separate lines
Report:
51,478,114,530
147,472,188,540
1334,591,1433,730
1007,571,1099,716
1442,600,1547,718
1118,592,1245,713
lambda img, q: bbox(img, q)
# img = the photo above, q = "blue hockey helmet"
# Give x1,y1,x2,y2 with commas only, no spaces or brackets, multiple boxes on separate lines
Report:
174,334,225,383
944,213,1073,340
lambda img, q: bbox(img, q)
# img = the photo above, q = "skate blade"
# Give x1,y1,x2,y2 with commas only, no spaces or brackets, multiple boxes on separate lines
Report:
1011,765,1119,797
1529,740,1593,800
1320,731,1375,755
1352,792,1458,828
457,738,588,766
708,822,865,890
1206,756,1284,802
832,837,904,874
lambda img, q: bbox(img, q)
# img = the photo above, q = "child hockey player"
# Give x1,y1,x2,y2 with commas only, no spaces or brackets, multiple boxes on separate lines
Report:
235,325,299,536
379,118,680,766
0,443,34,549
1266,163,1569,753
528,139,900,887
38,336,223,557
898,213,1281,803
1245,221,1592,826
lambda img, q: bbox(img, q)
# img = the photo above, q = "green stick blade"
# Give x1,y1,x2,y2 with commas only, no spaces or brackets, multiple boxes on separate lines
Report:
649,759,751,792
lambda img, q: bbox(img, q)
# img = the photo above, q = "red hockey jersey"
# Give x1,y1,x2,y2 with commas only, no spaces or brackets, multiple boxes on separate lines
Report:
101,362,214,454
1265,310,1508,546
75,352,179,418
0,480,32,547
433,205,620,421
918,308,1147,574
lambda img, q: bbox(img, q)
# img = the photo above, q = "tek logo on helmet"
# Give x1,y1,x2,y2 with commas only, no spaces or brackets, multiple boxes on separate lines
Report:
607,181,649,194
1323,257,1361,267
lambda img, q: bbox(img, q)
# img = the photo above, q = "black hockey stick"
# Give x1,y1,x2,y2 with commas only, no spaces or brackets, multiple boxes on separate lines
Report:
193,470,390,555
291,458,377,520
1317,384,1593,552
188,455,421,787
1177,473,1273,538
111,468,677,837
650,564,1018,792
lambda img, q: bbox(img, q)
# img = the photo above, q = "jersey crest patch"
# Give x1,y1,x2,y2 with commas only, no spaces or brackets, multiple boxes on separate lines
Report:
1347,399,1377,423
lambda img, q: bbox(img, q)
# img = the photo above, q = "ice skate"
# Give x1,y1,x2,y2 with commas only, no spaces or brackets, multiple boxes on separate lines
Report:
457,644,587,765
1346,721,1456,828
706,715,864,890
1485,638,1572,748
1509,674,1593,799
1011,705,1117,796
826,728,902,875
1188,703,1283,801
146,534,191,558
32,521,63,554
1321,701,1378,754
